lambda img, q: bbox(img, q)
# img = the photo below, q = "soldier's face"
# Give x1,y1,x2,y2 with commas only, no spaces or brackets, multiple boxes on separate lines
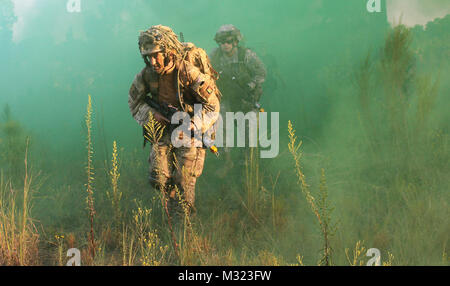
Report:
148,52,166,74
219,37,236,54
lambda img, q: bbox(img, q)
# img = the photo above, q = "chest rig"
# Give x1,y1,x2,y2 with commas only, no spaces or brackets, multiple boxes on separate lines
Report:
143,64,196,116
212,47,253,107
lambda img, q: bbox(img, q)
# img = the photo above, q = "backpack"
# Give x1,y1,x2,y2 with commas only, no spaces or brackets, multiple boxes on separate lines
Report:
183,42,219,81
181,43,222,101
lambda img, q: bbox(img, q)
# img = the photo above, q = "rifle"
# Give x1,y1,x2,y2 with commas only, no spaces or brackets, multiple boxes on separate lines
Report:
143,95,219,157
217,63,264,112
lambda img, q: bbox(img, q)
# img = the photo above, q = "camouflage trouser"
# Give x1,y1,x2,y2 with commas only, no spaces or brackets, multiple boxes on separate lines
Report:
148,136,206,216
220,101,259,170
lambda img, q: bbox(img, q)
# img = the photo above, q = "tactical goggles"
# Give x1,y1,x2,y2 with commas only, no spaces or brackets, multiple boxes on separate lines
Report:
217,39,234,45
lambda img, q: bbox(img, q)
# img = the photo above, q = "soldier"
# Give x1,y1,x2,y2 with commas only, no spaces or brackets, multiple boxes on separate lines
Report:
128,25,221,217
209,25,266,177
210,25,266,113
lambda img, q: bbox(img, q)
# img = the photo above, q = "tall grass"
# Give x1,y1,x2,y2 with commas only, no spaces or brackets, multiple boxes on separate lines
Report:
106,140,122,229
85,95,96,262
132,205,168,266
327,24,448,265
244,147,262,217
288,121,336,265
0,143,39,265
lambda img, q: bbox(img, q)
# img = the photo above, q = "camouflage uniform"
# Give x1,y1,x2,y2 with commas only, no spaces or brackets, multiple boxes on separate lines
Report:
209,25,266,175
209,26,266,113
128,25,220,215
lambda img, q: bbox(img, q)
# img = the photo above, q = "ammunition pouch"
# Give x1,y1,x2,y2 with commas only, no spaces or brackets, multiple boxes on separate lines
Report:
191,74,217,104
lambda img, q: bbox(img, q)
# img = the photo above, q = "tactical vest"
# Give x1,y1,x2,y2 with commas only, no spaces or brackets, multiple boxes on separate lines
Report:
211,47,255,110
144,44,219,115
143,65,201,119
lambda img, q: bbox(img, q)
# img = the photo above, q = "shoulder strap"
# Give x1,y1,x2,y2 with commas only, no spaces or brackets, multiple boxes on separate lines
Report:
238,46,247,63
176,50,190,112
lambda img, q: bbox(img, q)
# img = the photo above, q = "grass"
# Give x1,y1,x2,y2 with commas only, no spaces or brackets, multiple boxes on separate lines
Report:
288,121,337,265
85,94,96,263
0,142,40,266
106,140,122,231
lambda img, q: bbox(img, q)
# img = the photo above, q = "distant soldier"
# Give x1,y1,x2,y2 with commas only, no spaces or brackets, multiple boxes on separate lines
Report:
209,25,266,177
128,25,221,217
210,24,266,113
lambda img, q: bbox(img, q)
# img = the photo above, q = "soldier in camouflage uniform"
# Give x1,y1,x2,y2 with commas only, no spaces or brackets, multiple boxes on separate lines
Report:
209,25,266,177
210,25,266,113
128,25,220,216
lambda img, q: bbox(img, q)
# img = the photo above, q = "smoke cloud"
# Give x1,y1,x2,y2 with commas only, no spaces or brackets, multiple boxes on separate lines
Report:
387,0,450,27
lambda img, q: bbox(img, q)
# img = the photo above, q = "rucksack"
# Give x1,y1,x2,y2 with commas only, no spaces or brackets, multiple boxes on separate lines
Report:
183,42,219,81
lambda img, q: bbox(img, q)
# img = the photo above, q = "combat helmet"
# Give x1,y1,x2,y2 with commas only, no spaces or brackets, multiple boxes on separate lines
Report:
138,25,185,58
214,24,242,43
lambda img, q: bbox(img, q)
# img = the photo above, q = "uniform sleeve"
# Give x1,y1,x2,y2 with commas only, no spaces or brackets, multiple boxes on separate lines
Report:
128,68,156,127
198,90,220,133
245,49,267,87
181,61,221,133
